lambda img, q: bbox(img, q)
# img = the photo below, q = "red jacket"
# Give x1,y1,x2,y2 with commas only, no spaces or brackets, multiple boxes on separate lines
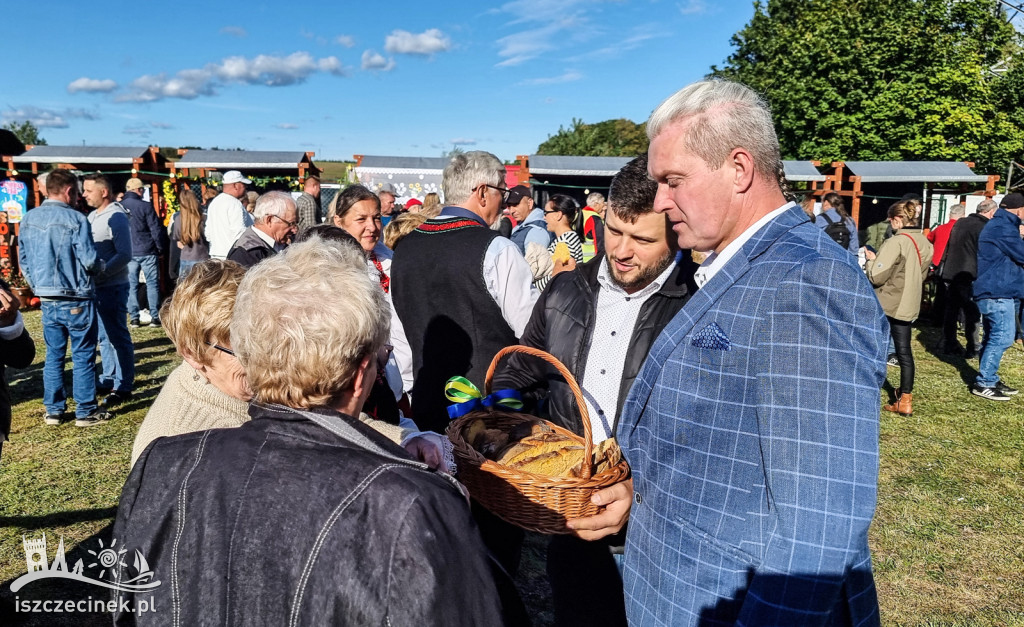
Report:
927,218,957,266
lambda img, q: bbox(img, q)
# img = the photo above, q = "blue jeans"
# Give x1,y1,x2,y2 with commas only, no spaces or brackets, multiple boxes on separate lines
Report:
128,255,161,322
976,298,1015,387
95,283,135,393
178,259,201,282
41,299,98,418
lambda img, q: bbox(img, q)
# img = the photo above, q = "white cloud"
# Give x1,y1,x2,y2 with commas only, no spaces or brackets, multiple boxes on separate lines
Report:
149,121,174,129
116,52,347,102
361,50,396,71
567,29,666,62
384,28,451,55
335,35,355,48
1,106,99,128
276,123,299,129
520,70,583,85
123,125,151,137
495,11,586,67
678,0,708,15
220,25,247,37
450,138,477,146
67,77,118,93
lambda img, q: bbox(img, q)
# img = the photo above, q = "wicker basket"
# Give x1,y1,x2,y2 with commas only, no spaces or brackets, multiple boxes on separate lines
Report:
446,345,630,534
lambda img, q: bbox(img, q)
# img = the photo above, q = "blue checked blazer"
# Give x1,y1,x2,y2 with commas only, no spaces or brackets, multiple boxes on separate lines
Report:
618,204,888,626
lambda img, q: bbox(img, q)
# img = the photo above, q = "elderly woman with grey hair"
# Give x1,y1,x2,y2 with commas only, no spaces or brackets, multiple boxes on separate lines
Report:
112,236,502,625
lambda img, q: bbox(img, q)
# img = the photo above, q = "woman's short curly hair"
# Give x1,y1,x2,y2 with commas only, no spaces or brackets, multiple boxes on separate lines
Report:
230,235,390,409
383,212,427,249
159,259,246,366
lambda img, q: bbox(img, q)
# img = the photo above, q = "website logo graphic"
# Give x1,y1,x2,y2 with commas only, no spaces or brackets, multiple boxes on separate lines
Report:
11,534,161,593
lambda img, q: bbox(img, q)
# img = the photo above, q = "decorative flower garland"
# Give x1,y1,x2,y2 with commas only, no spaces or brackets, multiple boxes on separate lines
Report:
162,180,179,227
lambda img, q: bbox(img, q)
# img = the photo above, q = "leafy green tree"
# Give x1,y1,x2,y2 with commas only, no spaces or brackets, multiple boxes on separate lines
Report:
710,0,1024,173
2,120,47,146
537,118,649,156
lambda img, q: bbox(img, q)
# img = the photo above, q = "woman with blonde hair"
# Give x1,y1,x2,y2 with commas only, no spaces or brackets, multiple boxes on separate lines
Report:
421,191,442,218
383,212,427,250
865,200,933,416
169,188,210,281
132,260,249,464
113,238,499,624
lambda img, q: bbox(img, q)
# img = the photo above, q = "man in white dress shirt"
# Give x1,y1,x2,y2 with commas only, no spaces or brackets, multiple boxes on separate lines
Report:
492,154,697,627
205,170,254,259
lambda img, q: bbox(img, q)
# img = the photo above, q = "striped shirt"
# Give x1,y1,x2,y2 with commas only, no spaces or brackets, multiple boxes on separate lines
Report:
536,230,584,291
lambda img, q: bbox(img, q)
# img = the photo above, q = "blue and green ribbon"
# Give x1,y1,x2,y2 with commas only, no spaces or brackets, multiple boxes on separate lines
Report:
445,376,523,419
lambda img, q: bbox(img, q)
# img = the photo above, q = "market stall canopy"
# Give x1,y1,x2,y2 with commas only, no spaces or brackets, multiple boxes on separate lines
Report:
10,145,159,166
528,155,632,177
782,160,825,182
843,161,990,183
352,155,447,201
175,149,318,174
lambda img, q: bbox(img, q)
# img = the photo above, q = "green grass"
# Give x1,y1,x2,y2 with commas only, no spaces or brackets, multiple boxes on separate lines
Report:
0,312,1022,624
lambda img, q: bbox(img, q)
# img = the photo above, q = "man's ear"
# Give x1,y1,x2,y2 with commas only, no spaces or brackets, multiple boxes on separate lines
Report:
730,148,756,193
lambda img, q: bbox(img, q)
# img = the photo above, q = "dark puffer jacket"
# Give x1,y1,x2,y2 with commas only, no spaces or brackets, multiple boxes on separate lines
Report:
226,225,275,269
493,252,697,437
111,403,503,626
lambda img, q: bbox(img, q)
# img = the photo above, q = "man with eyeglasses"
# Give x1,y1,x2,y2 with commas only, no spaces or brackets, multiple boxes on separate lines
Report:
227,191,298,269
390,150,538,596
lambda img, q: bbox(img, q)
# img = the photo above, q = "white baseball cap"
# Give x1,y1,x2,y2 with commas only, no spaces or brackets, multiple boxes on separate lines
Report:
222,170,251,185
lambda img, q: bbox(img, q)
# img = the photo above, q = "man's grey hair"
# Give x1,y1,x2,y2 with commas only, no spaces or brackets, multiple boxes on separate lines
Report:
586,192,605,207
950,202,966,219
977,199,997,214
253,190,295,221
442,151,505,206
647,79,783,182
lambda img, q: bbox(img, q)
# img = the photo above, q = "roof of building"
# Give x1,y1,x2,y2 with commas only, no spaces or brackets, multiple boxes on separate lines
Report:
355,155,450,171
782,160,825,182
528,155,633,177
10,145,151,165
176,150,313,169
843,161,990,183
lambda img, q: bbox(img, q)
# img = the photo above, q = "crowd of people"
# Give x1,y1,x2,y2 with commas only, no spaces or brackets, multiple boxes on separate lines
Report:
2,77,1023,625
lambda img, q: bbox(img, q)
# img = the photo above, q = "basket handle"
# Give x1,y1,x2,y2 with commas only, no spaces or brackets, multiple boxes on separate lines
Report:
484,345,594,480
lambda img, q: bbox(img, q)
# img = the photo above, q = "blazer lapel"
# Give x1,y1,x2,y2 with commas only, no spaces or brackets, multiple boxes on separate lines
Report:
622,204,809,433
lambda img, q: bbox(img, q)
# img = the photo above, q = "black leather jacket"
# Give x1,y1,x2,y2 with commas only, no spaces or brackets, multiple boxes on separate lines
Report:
494,252,697,437
0,279,35,442
112,403,503,626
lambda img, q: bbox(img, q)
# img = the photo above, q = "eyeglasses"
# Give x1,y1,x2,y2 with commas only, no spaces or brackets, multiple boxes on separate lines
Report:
543,208,562,214
473,184,510,205
204,341,235,357
271,214,299,229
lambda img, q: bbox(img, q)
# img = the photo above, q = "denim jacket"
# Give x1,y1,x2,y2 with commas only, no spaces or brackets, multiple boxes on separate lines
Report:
18,200,103,299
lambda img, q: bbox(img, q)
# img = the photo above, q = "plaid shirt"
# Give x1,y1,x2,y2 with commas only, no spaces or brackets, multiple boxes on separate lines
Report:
618,204,888,626
295,192,321,230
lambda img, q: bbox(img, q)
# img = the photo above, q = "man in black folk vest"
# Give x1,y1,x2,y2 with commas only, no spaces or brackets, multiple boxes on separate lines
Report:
390,150,537,434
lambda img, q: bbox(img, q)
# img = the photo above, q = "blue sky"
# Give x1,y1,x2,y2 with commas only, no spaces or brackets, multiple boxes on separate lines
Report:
5,0,757,161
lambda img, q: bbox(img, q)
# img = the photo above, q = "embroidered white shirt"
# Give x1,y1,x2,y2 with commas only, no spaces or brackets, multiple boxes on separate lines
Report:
390,213,538,393
693,202,794,289
580,259,677,443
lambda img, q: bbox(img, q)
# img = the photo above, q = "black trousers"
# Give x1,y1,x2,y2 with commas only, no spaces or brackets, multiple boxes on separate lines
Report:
943,280,981,352
547,535,627,627
889,317,915,392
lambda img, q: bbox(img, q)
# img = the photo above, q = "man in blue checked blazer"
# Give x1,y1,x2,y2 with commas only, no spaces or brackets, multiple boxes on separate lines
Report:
568,80,889,625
